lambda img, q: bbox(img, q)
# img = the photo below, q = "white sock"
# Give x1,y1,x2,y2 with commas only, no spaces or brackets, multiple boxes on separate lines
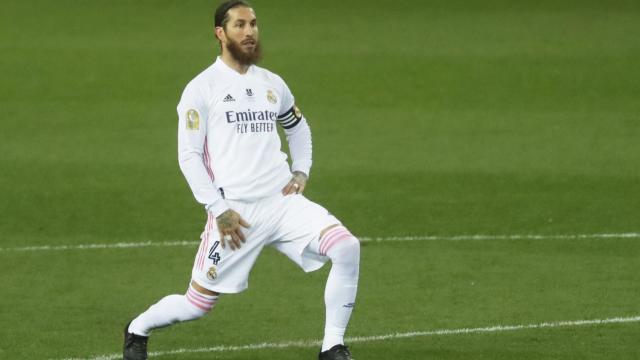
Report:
319,227,360,351
128,284,218,336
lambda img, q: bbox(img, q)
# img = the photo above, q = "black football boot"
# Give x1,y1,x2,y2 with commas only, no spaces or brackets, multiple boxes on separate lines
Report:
319,344,354,360
123,321,148,360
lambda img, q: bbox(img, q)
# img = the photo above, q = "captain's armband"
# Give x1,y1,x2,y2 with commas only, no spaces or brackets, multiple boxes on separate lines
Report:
277,104,303,129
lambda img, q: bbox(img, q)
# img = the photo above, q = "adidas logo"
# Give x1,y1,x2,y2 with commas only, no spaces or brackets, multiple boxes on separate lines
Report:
223,94,235,102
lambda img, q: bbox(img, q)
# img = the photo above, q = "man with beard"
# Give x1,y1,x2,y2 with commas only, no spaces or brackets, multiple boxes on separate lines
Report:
123,1,360,360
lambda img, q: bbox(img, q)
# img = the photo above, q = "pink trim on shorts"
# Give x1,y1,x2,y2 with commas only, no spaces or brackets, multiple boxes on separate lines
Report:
319,226,353,255
195,237,205,271
197,138,216,271
197,213,215,271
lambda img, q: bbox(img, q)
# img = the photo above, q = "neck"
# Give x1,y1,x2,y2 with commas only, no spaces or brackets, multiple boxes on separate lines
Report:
220,52,250,74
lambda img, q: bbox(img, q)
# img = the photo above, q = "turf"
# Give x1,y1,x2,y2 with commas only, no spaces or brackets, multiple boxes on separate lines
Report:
0,0,639,359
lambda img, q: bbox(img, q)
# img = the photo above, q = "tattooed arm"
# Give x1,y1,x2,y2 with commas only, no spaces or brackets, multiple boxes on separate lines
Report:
282,171,308,196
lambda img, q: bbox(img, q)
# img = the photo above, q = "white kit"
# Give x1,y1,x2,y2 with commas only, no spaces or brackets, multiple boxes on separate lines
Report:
177,58,339,293
178,57,312,217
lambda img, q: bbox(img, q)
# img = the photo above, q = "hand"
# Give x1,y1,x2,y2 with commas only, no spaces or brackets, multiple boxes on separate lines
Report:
282,171,308,196
216,209,251,250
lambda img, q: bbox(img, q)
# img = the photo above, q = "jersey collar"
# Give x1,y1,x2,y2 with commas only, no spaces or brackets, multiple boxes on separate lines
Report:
214,56,255,77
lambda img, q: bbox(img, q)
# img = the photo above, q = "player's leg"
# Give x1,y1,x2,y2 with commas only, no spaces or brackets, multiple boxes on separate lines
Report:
124,201,266,360
123,281,218,360
317,224,360,358
268,194,360,359
127,281,219,336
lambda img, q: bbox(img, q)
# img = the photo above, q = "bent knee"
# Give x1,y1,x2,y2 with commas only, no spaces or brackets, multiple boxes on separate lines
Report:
319,225,360,267
319,225,359,255
334,237,360,262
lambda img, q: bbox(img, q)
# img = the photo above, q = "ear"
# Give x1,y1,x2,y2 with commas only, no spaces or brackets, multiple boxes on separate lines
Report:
215,26,226,43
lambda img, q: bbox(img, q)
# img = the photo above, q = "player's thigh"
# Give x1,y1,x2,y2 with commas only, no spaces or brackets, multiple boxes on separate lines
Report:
192,202,268,294
269,194,341,271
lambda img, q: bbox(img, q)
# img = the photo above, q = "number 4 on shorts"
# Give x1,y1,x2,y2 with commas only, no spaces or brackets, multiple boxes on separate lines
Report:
208,241,221,265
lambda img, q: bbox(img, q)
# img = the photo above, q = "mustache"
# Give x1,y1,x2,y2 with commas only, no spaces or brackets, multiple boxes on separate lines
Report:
226,37,262,65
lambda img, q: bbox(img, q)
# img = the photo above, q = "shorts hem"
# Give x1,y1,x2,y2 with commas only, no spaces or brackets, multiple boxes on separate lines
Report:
301,260,327,273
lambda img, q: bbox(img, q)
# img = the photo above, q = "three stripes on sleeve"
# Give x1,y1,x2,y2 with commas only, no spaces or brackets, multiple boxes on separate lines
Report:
277,105,303,129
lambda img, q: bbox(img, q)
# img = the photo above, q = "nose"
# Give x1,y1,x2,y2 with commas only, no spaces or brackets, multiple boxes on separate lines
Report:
244,24,256,37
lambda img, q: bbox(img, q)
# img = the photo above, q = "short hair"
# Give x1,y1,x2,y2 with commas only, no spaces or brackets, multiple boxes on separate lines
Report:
215,0,251,28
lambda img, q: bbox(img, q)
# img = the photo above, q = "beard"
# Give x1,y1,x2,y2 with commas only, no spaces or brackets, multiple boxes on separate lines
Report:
225,37,262,66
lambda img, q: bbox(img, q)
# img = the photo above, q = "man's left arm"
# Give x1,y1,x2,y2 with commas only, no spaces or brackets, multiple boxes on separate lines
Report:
278,104,312,195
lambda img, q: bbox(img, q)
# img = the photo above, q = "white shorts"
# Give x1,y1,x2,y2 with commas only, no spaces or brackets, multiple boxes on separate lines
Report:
191,193,340,294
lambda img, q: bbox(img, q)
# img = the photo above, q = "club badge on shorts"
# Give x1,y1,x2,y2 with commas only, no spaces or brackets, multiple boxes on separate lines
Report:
267,89,278,104
206,266,218,281
186,109,200,130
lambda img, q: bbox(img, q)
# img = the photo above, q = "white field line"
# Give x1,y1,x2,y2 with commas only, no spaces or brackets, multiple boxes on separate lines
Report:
0,240,201,252
1,233,639,253
361,232,640,242
58,315,640,360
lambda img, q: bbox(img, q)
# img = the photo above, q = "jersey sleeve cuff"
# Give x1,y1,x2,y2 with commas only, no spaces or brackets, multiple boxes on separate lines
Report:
205,199,230,218
292,160,312,177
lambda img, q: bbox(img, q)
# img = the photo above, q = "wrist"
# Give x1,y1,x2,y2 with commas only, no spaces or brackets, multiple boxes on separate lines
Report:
293,170,308,177
205,200,230,218
292,161,311,177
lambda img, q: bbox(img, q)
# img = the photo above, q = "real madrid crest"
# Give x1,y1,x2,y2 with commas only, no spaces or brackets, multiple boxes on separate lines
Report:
267,90,278,104
293,105,302,119
206,266,218,281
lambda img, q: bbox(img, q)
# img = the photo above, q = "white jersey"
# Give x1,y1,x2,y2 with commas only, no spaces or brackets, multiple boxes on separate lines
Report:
177,57,312,216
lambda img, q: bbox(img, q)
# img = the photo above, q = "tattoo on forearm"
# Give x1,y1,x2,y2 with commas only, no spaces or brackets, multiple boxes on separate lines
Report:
293,171,308,185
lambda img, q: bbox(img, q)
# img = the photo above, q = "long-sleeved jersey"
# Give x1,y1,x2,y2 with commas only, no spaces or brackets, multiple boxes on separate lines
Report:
177,57,312,216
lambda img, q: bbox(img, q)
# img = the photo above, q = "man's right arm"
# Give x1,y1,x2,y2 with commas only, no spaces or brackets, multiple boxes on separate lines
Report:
177,85,229,217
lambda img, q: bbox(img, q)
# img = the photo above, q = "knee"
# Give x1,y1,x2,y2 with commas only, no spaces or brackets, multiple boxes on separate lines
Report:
327,236,360,266
320,225,360,258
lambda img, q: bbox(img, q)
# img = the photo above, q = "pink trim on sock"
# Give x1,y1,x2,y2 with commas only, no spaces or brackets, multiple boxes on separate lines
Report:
319,228,349,254
186,293,213,311
320,229,350,254
186,288,217,312
188,286,217,303
319,227,352,255
322,233,353,255
187,297,216,311
320,227,346,246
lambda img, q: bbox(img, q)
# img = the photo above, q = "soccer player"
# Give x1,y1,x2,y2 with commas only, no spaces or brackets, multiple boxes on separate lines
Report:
123,1,360,359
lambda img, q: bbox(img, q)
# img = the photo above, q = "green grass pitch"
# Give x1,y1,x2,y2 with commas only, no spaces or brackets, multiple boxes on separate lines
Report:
1,0,639,359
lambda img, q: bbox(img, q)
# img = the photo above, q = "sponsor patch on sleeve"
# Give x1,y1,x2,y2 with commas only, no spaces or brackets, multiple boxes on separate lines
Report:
186,109,200,130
